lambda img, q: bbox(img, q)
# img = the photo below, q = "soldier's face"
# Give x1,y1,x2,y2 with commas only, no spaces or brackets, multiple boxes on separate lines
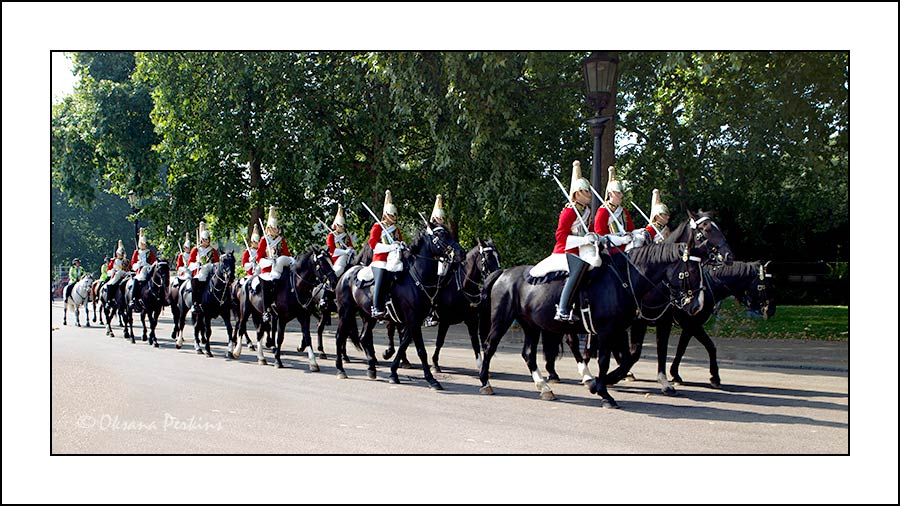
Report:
334,224,345,233
656,213,670,226
383,214,396,226
201,238,210,247
608,191,623,206
574,189,591,206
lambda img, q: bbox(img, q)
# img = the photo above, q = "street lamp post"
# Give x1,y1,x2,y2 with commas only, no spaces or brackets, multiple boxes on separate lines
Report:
127,190,142,250
581,51,619,219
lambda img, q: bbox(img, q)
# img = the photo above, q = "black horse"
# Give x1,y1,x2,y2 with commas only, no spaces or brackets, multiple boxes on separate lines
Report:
169,275,190,344
478,240,705,408
429,238,502,373
229,277,270,353
229,248,336,370
123,260,170,347
666,260,776,388
179,252,236,357
101,273,132,339
543,210,737,392
334,223,464,387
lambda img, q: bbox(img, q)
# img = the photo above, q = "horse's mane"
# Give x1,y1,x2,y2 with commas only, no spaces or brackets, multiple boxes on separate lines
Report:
626,241,687,267
708,260,759,281
291,248,317,271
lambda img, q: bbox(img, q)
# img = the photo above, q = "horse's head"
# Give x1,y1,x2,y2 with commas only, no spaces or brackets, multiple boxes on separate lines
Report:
421,222,464,265
472,237,502,278
221,251,236,283
739,261,776,320
686,209,734,265
665,244,706,316
152,260,170,286
311,247,338,289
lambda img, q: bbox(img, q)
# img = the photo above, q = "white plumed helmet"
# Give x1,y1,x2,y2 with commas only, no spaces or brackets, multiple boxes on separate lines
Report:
138,227,148,248
430,194,445,221
116,240,126,255
183,232,191,249
569,160,590,200
266,206,279,230
651,189,670,220
199,221,210,240
382,190,397,217
605,165,623,196
250,224,261,243
333,205,346,227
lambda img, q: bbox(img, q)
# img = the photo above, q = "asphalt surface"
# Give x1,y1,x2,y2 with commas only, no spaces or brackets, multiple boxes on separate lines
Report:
50,300,848,454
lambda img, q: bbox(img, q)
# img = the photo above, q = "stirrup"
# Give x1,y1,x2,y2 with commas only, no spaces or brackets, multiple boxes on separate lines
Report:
554,305,580,323
371,306,387,319
424,314,439,327
191,304,202,315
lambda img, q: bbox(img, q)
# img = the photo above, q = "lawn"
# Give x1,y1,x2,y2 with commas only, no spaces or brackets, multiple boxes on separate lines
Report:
707,299,849,341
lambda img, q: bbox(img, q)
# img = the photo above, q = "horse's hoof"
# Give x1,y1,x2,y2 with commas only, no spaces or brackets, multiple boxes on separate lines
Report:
710,377,722,389
276,362,284,369
86,323,90,328
342,355,352,364
540,390,557,401
388,375,400,385
153,342,159,349
479,385,494,395
671,376,684,386
661,385,677,396
317,352,327,360
131,338,136,344
336,371,348,380
547,375,561,384
226,352,234,360
587,379,599,394
624,372,636,382
142,336,147,342
428,379,444,391
205,351,214,358
175,343,182,350
382,348,395,360
258,359,268,366
600,398,620,409
63,322,67,326
431,364,442,374
201,338,208,346
196,349,205,355
367,370,377,380
400,359,412,369
309,364,320,373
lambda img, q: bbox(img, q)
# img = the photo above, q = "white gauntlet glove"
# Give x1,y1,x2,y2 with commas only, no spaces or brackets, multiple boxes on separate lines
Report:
605,234,632,247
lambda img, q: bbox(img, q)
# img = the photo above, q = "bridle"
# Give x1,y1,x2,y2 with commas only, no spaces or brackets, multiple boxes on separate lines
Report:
288,251,333,309
458,244,500,305
406,229,461,308
208,260,234,306
690,215,730,264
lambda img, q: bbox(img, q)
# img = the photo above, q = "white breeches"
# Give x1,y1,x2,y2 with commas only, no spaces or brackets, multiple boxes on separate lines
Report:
196,263,213,282
333,252,352,278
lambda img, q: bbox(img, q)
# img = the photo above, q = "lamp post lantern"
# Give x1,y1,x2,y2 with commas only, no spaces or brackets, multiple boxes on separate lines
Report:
581,51,619,218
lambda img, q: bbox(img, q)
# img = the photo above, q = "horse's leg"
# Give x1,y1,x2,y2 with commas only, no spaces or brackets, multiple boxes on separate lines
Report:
410,325,442,390
204,314,214,357
522,325,554,400
104,303,114,337
607,326,641,385
150,308,161,348
431,321,449,373
141,309,149,342
464,316,483,371
192,312,205,355
692,326,721,388
63,300,68,326
360,317,377,379
669,328,693,385
333,309,349,378
382,321,396,360
274,317,286,368
587,324,620,409
301,315,319,372
543,332,562,384
255,318,268,366
316,314,328,359
567,334,593,385
655,316,676,395
222,310,234,358
479,305,516,395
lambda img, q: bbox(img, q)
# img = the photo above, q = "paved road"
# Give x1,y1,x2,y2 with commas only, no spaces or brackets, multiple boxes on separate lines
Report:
50,301,848,454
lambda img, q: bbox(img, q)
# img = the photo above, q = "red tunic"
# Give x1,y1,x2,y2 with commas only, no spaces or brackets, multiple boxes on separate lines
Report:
130,249,157,274
257,235,290,261
594,206,635,254
176,252,190,270
552,206,591,254
189,246,220,266
368,223,403,263
327,232,354,264
241,249,258,276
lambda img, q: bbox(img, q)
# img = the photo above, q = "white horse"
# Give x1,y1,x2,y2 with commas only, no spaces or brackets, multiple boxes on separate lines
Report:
63,273,94,327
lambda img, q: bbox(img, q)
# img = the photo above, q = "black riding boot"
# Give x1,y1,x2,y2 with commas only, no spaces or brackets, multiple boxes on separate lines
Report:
129,280,141,311
262,279,274,323
190,278,203,315
371,267,388,319
555,254,590,323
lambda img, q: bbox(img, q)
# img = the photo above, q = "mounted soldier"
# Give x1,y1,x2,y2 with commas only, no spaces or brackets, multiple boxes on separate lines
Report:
189,221,220,315
646,188,670,243
256,206,292,323
65,258,86,298
423,194,448,327
174,232,193,285
129,228,157,311
369,190,404,320
242,224,262,279
593,165,635,254
327,205,354,278
101,240,130,308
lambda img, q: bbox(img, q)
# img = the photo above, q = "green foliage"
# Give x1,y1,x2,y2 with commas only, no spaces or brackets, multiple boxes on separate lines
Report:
52,51,850,286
